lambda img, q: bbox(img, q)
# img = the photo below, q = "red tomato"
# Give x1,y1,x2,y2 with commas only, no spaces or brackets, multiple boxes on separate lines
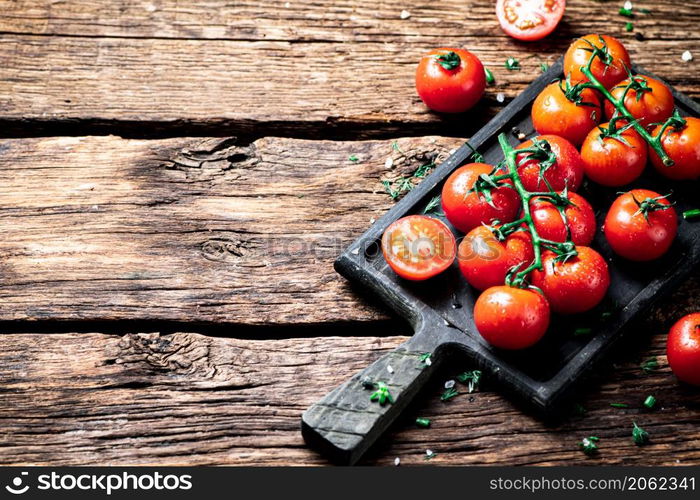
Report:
415,48,486,113
605,76,674,128
667,312,700,386
516,135,585,192
458,226,534,291
496,0,566,42
474,286,550,349
580,122,648,187
381,215,456,281
441,163,521,233
650,117,700,180
603,189,678,261
531,81,601,146
529,191,596,246
531,247,610,314
564,34,631,90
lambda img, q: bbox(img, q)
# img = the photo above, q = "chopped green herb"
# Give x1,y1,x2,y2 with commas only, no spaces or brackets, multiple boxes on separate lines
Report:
601,311,613,321
573,403,587,416
419,352,432,366
348,154,359,162
440,387,459,401
625,22,634,32
638,7,651,14
424,450,438,460
484,67,495,85
369,382,394,405
619,7,634,18
416,418,431,428
632,421,649,445
643,395,657,409
505,57,520,71
422,195,442,215
610,403,629,409
641,357,659,373
381,161,436,201
574,327,593,336
540,62,549,73
391,141,404,154
413,162,435,179
456,370,482,393
578,436,600,455
683,209,700,220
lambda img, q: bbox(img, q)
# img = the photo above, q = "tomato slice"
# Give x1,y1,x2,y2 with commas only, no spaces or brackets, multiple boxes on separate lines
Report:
381,215,456,281
496,0,566,41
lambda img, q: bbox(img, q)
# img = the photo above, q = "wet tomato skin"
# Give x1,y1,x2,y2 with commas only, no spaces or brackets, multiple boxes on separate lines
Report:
580,122,648,187
564,34,631,90
496,0,566,42
415,48,486,113
650,117,700,180
531,81,601,146
441,163,521,233
667,313,700,386
603,189,678,261
381,215,457,281
516,135,585,192
474,286,550,350
531,246,610,314
458,226,534,291
604,76,674,128
529,191,596,246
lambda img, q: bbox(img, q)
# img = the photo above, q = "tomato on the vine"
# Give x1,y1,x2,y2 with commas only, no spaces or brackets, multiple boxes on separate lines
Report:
650,116,700,180
381,215,456,281
564,34,631,90
516,135,585,192
531,246,610,314
458,226,534,291
603,189,677,261
529,191,596,246
415,48,486,113
580,122,648,187
442,163,521,233
474,285,550,350
605,75,674,128
667,312,700,386
531,81,601,146
495,0,566,42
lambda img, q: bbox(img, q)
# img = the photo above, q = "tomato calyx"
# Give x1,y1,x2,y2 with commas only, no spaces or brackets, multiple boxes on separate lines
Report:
434,51,461,71
595,118,639,145
516,138,559,190
579,35,616,70
630,192,675,223
559,76,598,108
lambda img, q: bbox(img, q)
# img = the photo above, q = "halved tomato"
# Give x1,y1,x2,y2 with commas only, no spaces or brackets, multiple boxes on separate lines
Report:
496,0,566,42
381,215,457,281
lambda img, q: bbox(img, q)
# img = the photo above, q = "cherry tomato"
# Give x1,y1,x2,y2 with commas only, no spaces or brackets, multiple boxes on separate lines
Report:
580,122,648,187
496,0,566,42
516,135,585,192
564,34,631,90
415,48,486,113
529,191,596,246
474,286,550,350
531,246,610,314
458,226,534,291
531,81,601,146
650,117,700,180
667,312,700,386
604,75,674,128
441,163,521,233
603,189,677,261
381,215,456,281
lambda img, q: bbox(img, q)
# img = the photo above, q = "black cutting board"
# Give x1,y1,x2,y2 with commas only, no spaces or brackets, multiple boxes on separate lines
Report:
302,59,700,465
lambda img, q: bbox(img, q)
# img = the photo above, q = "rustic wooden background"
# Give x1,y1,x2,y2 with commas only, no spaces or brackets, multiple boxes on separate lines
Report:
0,0,698,466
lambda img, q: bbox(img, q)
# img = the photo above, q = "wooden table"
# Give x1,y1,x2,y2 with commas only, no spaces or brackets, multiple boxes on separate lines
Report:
0,0,698,466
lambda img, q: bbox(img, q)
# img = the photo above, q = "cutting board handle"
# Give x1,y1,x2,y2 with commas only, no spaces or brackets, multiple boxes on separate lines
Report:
301,337,440,464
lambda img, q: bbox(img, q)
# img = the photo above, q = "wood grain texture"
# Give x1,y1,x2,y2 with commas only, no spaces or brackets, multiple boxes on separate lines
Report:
0,277,698,466
0,0,697,136
0,134,461,324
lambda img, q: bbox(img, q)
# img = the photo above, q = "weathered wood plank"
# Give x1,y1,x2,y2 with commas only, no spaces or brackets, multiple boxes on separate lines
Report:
0,1,697,136
0,135,461,324
0,276,698,466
